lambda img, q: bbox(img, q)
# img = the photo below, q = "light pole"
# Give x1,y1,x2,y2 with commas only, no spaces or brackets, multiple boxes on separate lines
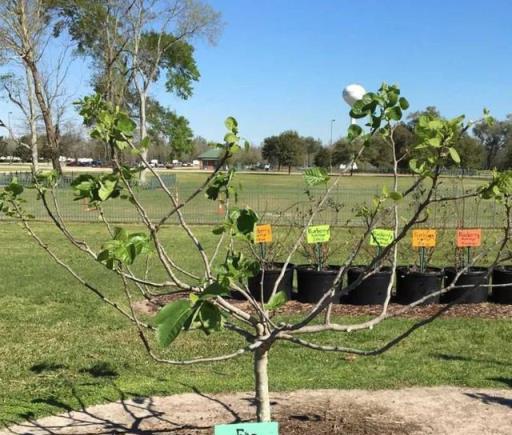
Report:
329,119,335,173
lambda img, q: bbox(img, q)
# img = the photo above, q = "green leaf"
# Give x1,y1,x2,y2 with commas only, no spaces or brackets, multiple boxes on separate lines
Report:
399,97,409,110
448,147,461,164
224,132,237,144
140,137,151,150
201,282,231,299
409,159,419,173
389,191,403,201
236,207,259,236
116,113,136,133
385,106,402,121
427,137,441,148
98,179,116,200
224,116,238,131
156,299,194,347
113,227,128,241
304,167,329,187
212,225,225,235
197,302,224,333
5,179,23,196
264,290,288,310
347,124,363,141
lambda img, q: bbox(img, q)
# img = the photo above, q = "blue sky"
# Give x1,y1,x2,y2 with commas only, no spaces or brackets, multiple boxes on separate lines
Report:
2,0,512,145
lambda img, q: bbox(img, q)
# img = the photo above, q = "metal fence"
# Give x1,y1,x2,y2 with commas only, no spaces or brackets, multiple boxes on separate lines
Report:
0,171,177,190
0,174,504,228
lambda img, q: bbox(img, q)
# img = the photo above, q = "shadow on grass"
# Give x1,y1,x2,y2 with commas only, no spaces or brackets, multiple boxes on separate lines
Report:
487,377,512,388
431,353,509,367
79,362,118,378
465,392,512,409
3,384,246,434
30,362,67,374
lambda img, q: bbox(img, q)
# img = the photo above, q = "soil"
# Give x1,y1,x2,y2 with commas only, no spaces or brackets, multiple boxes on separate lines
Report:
134,297,512,320
3,388,511,434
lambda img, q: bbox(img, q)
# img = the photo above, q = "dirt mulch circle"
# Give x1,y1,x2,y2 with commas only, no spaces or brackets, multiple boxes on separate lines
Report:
135,297,512,320
3,388,511,434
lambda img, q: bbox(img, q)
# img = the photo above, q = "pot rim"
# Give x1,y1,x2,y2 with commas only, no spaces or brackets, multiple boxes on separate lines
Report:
348,265,393,274
444,266,488,275
397,266,443,276
296,264,341,272
260,262,295,272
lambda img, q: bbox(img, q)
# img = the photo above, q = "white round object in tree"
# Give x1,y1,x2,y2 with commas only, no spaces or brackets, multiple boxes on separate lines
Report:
342,84,366,107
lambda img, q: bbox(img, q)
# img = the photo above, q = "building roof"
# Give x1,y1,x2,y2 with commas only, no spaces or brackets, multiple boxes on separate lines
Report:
197,148,223,160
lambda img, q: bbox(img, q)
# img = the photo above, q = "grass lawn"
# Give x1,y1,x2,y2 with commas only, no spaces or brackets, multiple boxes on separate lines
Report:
1,222,512,425
0,170,502,227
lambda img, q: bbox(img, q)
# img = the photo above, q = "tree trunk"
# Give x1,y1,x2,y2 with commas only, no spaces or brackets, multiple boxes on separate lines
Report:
139,89,150,183
24,62,61,174
25,69,38,174
17,3,61,175
254,346,271,422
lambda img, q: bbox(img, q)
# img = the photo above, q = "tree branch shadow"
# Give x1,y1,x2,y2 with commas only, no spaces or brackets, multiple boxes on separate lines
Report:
2,383,227,434
431,352,510,367
464,392,512,409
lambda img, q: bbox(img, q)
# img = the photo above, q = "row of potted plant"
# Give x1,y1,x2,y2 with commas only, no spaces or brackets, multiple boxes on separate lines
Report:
240,263,512,305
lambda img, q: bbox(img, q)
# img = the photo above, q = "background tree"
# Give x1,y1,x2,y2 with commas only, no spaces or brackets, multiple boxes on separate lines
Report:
147,99,193,161
231,145,261,168
261,130,304,172
331,138,354,166
261,135,280,168
0,71,40,171
0,0,66,173
454,134,485,169
0,136,8,156
278,130,302,173
302,136,322,167
54,0,221,176
473,116,512,169
189,135,209,159
313,146,331,169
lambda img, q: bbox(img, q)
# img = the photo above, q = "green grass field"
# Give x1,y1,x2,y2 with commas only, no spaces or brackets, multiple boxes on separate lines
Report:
0,170,502,227
1,222,512,424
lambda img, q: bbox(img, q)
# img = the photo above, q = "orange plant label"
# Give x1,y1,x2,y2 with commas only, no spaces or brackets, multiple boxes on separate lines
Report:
456,229,481,248
412,229,437,248
254,224,273,244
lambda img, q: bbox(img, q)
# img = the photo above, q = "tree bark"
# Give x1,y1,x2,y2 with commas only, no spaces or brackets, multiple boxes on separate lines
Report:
27,59,62,174
25,69,38,174
17,1,61,174
254,346,271,422
139,89,150,183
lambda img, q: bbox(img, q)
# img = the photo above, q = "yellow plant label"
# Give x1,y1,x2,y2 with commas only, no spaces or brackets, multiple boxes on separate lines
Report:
369,228,394,247
412,229,437,248
254,224,272,243
306,225,331,244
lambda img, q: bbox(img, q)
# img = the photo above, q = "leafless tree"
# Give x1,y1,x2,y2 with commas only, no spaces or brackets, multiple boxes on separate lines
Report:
0,0,71,173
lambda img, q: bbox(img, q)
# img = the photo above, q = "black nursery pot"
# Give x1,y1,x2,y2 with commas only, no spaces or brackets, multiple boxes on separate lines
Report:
442,267,488,304
492,266,512,304
396,267,443,305
345,266,393,305
244,262,295,303
295,265,342,304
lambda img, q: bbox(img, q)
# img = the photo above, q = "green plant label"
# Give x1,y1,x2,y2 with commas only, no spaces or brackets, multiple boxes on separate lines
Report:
215,422,279,435
306,224,331,244
369,228,394,247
